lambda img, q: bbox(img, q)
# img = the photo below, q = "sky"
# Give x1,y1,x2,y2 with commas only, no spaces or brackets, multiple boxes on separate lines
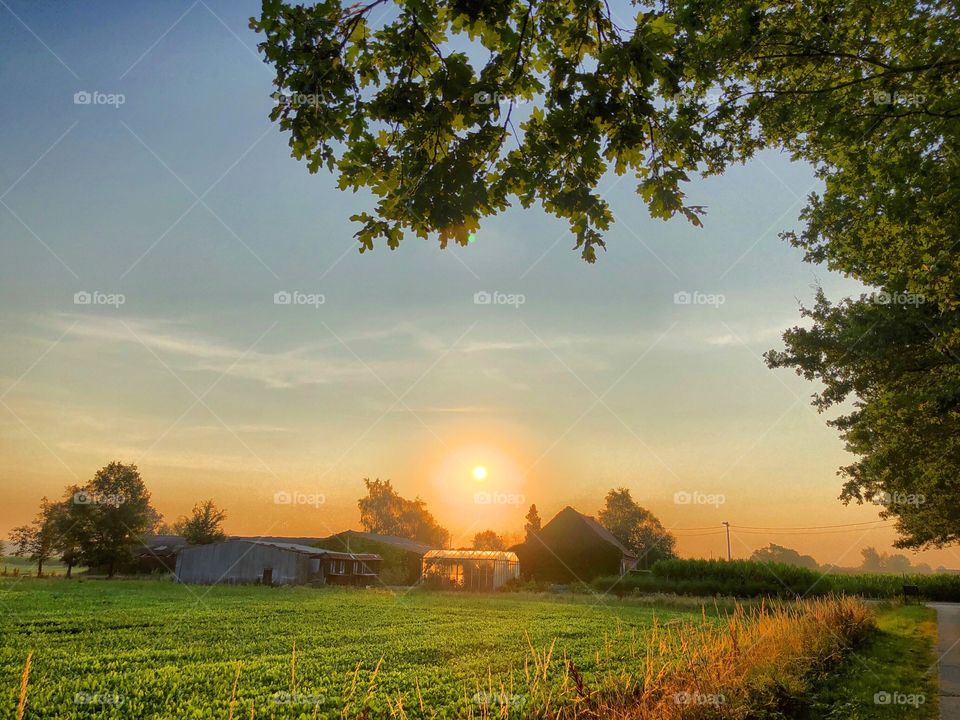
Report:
1,0,955,569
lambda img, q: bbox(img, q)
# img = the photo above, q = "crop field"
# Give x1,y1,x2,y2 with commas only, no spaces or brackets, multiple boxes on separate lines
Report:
0,579,705,719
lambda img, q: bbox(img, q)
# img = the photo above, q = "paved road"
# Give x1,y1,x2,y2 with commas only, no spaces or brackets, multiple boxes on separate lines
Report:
931,603,960,719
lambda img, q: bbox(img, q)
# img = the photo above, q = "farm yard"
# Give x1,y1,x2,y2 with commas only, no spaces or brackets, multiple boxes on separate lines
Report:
0,578,909,719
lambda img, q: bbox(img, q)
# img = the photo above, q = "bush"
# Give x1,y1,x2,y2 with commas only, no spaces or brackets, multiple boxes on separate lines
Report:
590,559,960,600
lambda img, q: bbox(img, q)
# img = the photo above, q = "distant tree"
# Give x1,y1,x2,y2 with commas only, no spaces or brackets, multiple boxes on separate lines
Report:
174,500,227,545
524,504,541,541
750,544,819,570
79,462,157,577
860,547,886,573
358,478,449,547
8,498,59,576
598,488,676,569
472,530,505,551
46,487,93,579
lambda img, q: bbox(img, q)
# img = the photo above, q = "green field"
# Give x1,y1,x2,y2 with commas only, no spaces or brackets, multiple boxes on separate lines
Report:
0,578,703,719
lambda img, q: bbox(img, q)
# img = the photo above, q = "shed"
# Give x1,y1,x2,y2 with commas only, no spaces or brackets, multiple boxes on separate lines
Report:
317,530,431,585
421,549,520,591
175,539,381,586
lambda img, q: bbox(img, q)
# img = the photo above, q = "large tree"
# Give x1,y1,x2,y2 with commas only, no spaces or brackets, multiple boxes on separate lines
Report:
79,462,158,577
472,529,505,550
253,0,959,548
358,478,449,547
598,488,676,568
750,543,819,571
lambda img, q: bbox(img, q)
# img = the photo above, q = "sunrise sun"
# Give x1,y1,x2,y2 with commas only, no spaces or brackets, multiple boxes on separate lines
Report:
471,465,488,481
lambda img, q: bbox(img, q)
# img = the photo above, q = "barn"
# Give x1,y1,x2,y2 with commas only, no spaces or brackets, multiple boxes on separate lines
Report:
175,539,381,586
421,549,520,591
512,506,639,582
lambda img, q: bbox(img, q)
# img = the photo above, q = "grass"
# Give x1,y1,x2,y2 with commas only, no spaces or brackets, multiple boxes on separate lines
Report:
800,604,939,719
0,578,877,718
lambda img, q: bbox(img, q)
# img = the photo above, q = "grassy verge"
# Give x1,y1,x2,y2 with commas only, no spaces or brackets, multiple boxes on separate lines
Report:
800,603,938,719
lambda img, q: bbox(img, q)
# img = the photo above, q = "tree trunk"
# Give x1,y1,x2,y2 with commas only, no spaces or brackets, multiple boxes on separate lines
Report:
66,562,73,579
108,560,115,578
37,558,43,577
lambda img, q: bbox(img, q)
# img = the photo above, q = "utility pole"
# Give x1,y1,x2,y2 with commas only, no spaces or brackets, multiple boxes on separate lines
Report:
722,522,731,561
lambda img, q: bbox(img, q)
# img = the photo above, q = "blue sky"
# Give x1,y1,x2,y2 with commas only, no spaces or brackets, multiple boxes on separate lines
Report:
3,0,947,567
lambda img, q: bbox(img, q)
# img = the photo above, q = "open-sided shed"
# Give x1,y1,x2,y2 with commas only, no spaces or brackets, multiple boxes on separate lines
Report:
421,549,520,591
175,539,381,586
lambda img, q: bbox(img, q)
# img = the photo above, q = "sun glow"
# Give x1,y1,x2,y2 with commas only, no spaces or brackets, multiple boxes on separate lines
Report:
472,465,488,481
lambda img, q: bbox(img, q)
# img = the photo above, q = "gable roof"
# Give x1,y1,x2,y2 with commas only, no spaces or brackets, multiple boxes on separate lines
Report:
323,530,432,555
553,507,638,559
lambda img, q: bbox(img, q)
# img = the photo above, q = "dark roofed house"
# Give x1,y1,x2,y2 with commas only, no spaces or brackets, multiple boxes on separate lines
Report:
130,534,189,574
175,539,381,586
512,506,639,583
316,530,431,585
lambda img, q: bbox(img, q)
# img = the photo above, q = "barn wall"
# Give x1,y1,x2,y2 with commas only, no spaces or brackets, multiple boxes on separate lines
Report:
175,541,311,585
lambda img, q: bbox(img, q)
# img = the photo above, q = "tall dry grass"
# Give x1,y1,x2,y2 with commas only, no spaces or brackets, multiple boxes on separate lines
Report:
505,595,874,719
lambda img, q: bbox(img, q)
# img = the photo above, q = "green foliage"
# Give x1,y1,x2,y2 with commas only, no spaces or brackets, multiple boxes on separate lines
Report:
173,500,227,545
0,578,697,719
357,477,449,547
592,558,960,600
597,487,676,567
766,291,960,549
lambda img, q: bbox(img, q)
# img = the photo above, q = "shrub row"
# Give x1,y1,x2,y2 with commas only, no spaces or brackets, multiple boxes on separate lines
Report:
590,558,960,600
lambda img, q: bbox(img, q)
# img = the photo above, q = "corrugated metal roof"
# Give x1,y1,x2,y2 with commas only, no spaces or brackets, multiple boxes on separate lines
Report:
423,549,519,561
245,540,380,561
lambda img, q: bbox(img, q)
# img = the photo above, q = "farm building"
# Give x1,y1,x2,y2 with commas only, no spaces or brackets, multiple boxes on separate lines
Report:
175,539,381,586
131,534,188,574
512,506,639,582
421,549,520,591
316,530,431,585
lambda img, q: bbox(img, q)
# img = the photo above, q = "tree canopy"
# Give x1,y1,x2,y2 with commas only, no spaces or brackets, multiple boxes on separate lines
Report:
174,500,228,545
598,487,676,567
358,477,450,546
472,529,506,550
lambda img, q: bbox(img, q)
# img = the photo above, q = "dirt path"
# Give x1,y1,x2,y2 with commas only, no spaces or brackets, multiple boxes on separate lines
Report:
930,603,960,719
